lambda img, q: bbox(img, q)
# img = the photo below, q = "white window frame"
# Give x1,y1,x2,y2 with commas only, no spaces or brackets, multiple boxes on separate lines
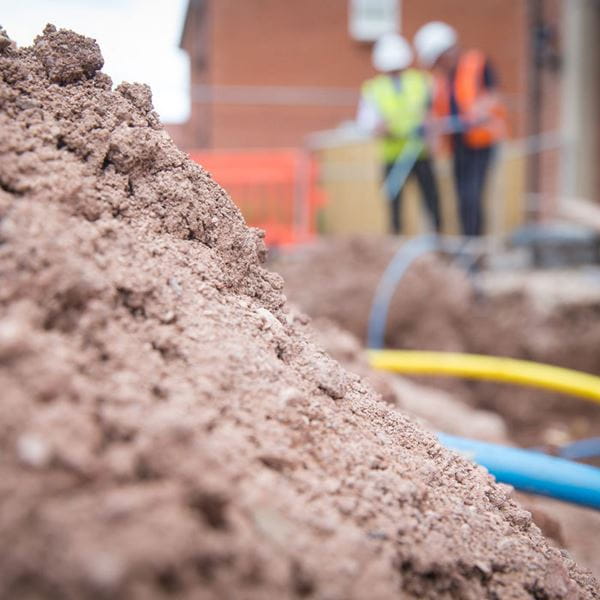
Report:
349,0,400,42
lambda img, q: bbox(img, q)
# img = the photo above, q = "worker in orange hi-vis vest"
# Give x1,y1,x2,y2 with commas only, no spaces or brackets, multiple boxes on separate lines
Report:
414,22,507,237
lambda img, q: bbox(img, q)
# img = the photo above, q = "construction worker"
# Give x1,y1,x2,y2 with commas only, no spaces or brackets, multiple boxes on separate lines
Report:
414,22,505,237
357,32,441,235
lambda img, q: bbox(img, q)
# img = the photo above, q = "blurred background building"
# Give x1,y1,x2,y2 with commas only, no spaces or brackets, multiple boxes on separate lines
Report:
167,0,600,239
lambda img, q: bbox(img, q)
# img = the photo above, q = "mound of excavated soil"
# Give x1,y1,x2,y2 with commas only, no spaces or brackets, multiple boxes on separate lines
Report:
273,236,600,447
305,317,509,444
308,317,600,578
0,27,597,598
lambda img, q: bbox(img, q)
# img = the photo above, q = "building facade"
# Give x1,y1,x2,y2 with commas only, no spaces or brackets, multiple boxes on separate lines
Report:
171,0,600,211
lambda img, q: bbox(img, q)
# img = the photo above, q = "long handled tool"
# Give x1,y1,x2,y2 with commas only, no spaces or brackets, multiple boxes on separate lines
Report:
381,115,466,203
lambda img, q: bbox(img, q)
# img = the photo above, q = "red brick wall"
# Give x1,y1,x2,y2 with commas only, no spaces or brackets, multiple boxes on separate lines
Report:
209,104,357,149
210,0,372,87
164,122,190,149
180,0,543,149
206,0,374,148
187,0,213,148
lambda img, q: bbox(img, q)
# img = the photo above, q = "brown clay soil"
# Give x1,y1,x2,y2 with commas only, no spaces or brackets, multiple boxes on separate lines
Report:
272,236,600,448
1,27,598,599
308,317,600,578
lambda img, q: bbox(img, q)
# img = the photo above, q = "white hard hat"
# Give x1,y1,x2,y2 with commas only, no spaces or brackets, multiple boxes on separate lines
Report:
372,33,413,72
413,21,458,67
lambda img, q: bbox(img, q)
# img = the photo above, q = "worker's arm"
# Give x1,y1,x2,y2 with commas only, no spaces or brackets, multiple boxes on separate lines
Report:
468,59,501,126
424,88,451,153
356,96,388,137
469,92,502,125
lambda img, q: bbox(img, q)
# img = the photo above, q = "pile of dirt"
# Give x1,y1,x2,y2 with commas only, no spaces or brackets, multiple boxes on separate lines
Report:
306,318,509,444
1,27,597,598
308,318,600,578
273,236,600,447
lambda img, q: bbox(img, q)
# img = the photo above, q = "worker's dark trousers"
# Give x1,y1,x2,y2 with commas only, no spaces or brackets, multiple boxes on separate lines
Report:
453,141,495,237
384,158,441,235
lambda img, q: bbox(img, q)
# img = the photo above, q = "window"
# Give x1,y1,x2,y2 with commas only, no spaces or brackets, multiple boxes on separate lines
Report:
349,0,400,42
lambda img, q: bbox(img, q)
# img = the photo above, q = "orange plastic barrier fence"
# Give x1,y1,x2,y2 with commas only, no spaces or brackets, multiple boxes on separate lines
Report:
189,149,325,247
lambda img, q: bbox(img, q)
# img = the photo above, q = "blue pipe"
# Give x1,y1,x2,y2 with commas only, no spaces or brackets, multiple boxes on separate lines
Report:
366,234,485,349
438,433,600,510
367,234,439,349
558,436,600,460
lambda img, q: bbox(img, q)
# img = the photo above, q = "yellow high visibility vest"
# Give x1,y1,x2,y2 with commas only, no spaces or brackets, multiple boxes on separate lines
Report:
362,69,430,163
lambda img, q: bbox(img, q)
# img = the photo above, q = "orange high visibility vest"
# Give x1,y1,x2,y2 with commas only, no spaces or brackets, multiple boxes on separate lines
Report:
433,50,506,148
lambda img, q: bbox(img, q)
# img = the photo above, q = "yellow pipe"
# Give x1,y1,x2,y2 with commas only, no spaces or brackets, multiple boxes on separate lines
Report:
368,350,600,405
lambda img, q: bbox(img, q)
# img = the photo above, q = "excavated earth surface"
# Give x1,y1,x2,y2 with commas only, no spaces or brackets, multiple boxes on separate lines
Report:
273,236,600,448
307,318,600,579
0,27,598,599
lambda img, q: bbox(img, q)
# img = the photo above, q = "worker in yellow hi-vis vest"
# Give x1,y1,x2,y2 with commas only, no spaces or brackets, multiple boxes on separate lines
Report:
357,32,440,235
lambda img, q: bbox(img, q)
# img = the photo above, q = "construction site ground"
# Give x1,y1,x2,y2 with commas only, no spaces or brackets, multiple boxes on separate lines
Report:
272,236,600,448
273,235,600,577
